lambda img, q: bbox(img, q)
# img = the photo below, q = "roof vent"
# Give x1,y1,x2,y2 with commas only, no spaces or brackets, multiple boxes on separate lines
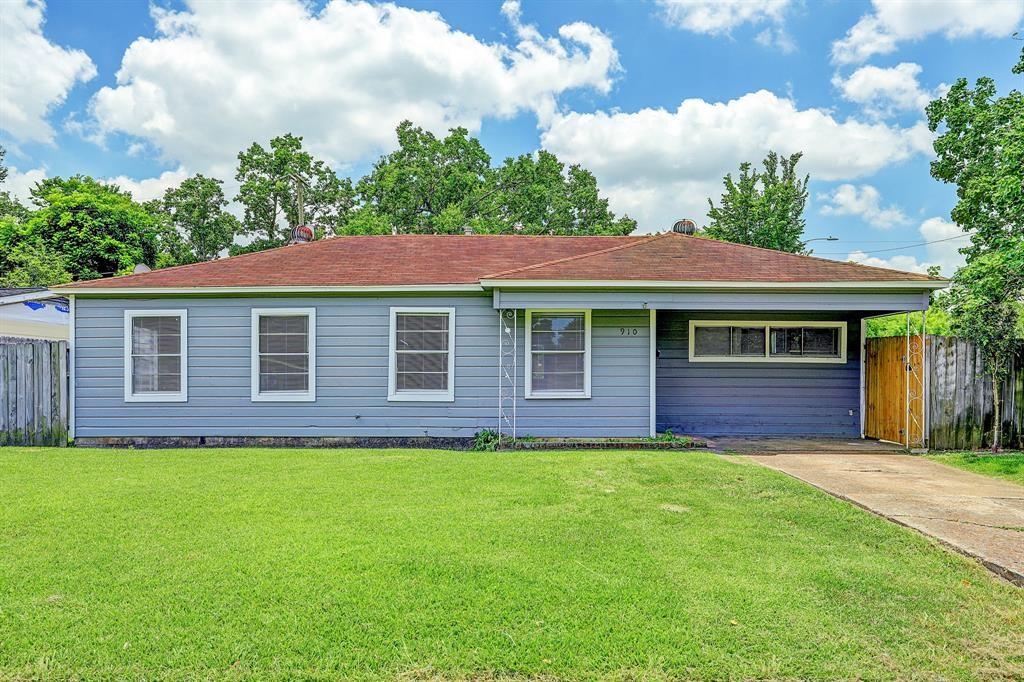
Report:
672,219,697,235
462,225,474,235
132,263,151,274
288,225,314,244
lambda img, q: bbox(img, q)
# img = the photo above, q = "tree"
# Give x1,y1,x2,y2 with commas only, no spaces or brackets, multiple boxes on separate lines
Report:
944,243,1024,452
21,176,163,281
480,150,635,235
0,235,72,287
355,122,491,233
235,134,355,249
704,151,808,253
926,47,1023,259
0,145,30,223
159,174,240,261
355,121,635,235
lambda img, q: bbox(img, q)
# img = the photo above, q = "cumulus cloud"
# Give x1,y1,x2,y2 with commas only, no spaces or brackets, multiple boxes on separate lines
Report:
819,183,910,229
104,167,191,203
0,0,97,143
832,62,942,118
540,90,932,231
832,0,1024,65
847,217,971,275
85,0,619,173
656,0,795,51
3,163,47,202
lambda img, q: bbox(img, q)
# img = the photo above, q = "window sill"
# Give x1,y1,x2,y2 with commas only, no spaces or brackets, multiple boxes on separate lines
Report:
387,391,455,402
251,392,316,402
125,393,187,403
524,392,591,400
689,356,846,364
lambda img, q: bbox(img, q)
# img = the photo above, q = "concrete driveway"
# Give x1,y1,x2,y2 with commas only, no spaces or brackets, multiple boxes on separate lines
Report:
747,452,1024,585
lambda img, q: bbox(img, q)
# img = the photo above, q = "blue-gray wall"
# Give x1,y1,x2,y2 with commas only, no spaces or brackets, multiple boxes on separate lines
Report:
656,311,862,437
73,296,651,439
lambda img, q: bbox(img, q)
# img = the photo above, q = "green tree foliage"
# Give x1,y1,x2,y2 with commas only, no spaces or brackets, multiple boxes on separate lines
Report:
20,176,164,281
354,121,634,235
481,150,635,235
926,47,1023,258
865,305,952,338
944,244,1024,451
705,151,808,253
0,235,72,288
927,48,1024,451
235,133,355,249
158,174,240,261
0,145,29,223
355,122,491,233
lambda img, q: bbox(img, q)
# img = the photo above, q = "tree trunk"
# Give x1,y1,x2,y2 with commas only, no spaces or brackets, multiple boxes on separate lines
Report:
991,373,1002,454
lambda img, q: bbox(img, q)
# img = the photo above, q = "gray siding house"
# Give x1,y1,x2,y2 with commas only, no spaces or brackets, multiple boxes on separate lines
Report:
53,232,944,445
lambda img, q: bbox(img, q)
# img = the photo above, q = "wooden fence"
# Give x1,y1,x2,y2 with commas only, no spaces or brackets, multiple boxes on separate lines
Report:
927,337,1024,450
0,340,69,446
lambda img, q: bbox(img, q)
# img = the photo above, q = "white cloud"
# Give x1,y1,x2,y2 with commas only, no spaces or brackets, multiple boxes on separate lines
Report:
832,0,1024,65
0,0,96,143
85,0,619,173
832,62,940,118
846,217,970,275
656,0,791,35
819,183,910,229
540,90,931,231
104,167,190,203
3,164,47,202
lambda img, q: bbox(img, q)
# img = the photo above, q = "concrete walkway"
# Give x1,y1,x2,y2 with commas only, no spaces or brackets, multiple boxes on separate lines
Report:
747,452,1024,585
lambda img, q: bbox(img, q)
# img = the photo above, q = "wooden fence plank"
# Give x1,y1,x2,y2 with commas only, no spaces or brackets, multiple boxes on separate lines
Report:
1,340,71,447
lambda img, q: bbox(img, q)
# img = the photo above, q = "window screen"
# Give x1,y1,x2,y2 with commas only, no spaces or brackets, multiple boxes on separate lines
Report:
693,325,766,358
257,314,310,393
770,326,841,358
530,312,586,393
130,315,182,393
394,312,450,392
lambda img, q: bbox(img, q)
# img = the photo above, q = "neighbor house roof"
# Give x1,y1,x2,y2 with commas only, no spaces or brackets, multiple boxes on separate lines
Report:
54,232,943,292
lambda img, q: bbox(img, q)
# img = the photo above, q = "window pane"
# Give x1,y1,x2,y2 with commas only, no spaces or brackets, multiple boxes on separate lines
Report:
260,315,307,334
531,352,585,392
397,314,448,332
693,326,730,357
802,327,841,357
770,328,803,356
132,316,180,354
731,327,765,356
260,372,308,392
393,313,451,393
259,331,308,354
260,354,309,375
396,371,448,391
531,314,585,351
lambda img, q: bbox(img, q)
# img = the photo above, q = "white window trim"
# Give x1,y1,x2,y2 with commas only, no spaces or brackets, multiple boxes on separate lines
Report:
388,307,456,402
525,309,592,399
250,307,317,402
124,309,188,402
688,320,847,364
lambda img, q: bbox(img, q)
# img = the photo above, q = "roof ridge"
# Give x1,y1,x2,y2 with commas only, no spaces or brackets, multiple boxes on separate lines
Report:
481,232,669,279
675,232,945,281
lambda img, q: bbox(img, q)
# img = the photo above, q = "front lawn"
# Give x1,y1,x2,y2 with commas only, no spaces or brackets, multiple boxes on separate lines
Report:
928,451,1024,486
1,448,1021,680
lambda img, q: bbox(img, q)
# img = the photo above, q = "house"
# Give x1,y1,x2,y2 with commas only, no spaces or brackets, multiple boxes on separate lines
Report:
0,288,70,342
51,230,945,446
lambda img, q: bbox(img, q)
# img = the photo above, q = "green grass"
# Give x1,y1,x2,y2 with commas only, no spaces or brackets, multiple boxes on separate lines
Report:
928,451,1024,486
1,448,1021,680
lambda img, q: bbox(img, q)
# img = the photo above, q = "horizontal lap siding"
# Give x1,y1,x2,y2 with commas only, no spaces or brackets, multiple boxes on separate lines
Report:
656,312,861,437
74,297,649,439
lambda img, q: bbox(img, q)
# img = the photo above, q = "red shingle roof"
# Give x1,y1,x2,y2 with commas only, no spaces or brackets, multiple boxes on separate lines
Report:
60,232,941,290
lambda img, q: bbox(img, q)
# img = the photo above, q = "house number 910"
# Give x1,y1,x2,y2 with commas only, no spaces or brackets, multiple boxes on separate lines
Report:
620,327,639,335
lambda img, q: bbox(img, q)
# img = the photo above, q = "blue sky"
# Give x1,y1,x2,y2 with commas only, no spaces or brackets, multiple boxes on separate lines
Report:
2,0,1022,274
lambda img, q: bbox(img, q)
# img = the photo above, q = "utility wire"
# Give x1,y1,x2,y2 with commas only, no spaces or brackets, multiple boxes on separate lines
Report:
814,233,972,256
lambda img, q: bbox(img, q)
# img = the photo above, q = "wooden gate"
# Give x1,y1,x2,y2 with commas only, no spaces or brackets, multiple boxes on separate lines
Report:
865,336,925,447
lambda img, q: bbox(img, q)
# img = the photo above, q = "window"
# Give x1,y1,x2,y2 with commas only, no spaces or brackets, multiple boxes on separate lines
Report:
388,308,455,402
124,310,187,402
689,320,846,363
251,308,316,401
526,310,591,399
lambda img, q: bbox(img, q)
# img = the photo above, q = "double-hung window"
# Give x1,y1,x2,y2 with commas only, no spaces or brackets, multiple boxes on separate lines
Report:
689,320,847,363
251,308,316,401
124,310,187,402
525,310,591,398
388,308,456,401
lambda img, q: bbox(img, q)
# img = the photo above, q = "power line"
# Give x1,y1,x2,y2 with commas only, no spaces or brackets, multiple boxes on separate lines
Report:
815,233,972,256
